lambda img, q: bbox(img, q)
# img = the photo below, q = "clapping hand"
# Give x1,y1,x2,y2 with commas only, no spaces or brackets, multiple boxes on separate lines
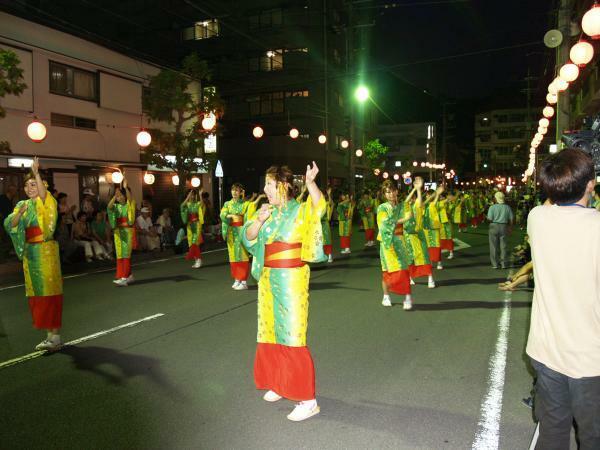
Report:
414,177,423,190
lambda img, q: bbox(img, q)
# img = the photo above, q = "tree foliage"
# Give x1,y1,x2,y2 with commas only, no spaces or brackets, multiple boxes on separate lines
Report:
364,138,389,169
0,49,28,153
141,53,223,198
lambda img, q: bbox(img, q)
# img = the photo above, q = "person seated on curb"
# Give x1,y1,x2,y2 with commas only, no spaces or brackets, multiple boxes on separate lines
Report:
72,211,109,262
135,207,160,251
498,261,533,291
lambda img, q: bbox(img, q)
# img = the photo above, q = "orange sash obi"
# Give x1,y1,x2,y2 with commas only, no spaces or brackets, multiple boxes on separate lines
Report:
117,217,131,228
188,213,199,223
230,215,244,227
25,226,44,244
265,242,304,269
394,223,403,236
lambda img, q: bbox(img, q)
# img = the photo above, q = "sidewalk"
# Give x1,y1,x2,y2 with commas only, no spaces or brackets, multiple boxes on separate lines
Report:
0,241,226,288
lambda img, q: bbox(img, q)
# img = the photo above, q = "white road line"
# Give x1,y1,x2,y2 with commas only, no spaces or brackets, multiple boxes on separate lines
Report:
0,247,227,292
0,313,164,370
472,277,513,450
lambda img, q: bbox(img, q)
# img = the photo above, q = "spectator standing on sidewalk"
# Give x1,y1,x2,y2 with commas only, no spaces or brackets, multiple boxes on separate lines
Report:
486,191,513,269
526,148,600,449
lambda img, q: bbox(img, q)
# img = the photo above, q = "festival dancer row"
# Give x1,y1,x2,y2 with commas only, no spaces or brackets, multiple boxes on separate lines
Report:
243,162,325,422
3,158,64,351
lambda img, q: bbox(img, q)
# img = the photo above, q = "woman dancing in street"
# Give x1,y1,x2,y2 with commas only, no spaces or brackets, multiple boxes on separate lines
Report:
337,192,354,254
4,157,64,351
181,188,205,269
107,175,136,287
221,183,251,290
377,180,414,310
243,162,326,422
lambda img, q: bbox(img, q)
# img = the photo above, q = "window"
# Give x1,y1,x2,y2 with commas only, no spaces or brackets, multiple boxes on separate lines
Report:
182,20,219,40
494,146,512,156
247,92,285,116
49,61,98,102
249,50,283,72
286,90,309,98
249,8,283,29
51,113,96,131
479,134,491,142
496,129,524,140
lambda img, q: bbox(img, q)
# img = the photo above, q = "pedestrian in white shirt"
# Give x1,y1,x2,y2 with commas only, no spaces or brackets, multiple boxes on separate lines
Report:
526,148,600,449
135,207,160,251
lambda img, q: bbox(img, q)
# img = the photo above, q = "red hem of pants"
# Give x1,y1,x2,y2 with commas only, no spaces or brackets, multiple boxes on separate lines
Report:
323,244,332,255
409,264,433,278
28,294,63,329
364,229,375,241
428,247,442,263
458,223,467,229
340,236,351,249
185,243,202,260
383,269,411,295
254,343,315,401
230,261,249,281
440,239,454,251
115,258,131,279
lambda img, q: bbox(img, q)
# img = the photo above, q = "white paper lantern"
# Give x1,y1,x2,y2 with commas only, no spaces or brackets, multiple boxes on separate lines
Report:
582,4,600,40
112,171,124,184
27,120,47,142
172,175,180,186
191,177,201,188
201,112,216,131
559,62,579,82
570,40,594,66
546,93,558,104
543,106,554,118
143,173,155,185
289,128,299,139
252,126,264,139
318,134,327,144
136,130,151,147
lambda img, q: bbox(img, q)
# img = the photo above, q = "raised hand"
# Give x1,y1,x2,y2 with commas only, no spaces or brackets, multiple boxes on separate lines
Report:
305,161,319,185
414,177,423,190
31,157,40,175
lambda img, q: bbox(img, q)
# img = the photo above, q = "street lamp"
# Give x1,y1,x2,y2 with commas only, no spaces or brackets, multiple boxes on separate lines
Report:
354,85,370,103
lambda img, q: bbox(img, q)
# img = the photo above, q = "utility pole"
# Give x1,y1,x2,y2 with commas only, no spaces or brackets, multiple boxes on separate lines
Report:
323,0,329,185
556,0,573,150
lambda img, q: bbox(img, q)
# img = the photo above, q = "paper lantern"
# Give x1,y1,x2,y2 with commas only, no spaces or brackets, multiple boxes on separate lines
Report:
559,62,579,82
318,134,327,144
382,172,389,179
546,93,558,104
355,149,363,157
191,177,201,188
201,112,216,130
543,106,554,118
341,139,349,149
172,175,180,186
112,171,124,184
582,4,600,40
289,128,299,139
539,118,550,128
27,120,47,142
136,130,151,147
570,40,595,68
143,173,155,185
252,126,264,139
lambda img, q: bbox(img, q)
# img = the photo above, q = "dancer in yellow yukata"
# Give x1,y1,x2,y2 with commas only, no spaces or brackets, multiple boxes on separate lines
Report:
404,177,435,288
4,158,64,351
452,191,467,232
243,162,326,422
439,192,455,259
221,183,251,290
181,189,205,269
357,190,378,247
378,180,415,310
337,192,354,254
107,175,135,287
423,186,444,270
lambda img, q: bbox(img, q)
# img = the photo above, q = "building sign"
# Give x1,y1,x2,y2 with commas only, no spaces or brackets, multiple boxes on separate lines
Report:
204,134,217,153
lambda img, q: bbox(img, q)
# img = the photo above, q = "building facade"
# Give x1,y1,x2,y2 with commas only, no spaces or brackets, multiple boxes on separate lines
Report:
474,108,548,176
0,12,211,216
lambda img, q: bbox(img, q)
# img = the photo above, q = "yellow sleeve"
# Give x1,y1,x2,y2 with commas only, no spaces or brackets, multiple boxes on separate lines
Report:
300,195,326,263
36,194,58,240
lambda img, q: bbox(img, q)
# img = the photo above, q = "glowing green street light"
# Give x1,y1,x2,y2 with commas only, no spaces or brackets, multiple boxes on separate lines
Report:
354,85,370,103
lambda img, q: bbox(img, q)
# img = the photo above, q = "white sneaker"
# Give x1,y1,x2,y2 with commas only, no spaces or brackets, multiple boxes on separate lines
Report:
234,282,248,290
428,280,436,289
436,263,443,270
126,274,135,284
35,337,62,352
112,279,120,284
447,252,454,260
381,296,392,307
344,248,351,254
115,278,128,287
403,298,413,311
232,280,240,289
327,254,333,263
410,278,416,285
287,401,320,422
263,390,282,402
192,259,202,269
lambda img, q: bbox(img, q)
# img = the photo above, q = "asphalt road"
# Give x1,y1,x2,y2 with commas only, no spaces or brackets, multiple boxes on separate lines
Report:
0,226,540,449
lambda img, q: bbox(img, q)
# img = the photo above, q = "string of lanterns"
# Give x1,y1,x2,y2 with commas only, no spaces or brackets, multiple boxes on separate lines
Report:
524,2,599,182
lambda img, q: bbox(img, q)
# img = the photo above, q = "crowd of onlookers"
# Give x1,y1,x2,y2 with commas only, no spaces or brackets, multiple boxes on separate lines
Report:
0,185,220,265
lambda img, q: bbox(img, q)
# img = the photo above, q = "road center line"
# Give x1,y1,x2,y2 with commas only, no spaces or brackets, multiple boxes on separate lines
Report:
472,272,513,450
0,313,164,370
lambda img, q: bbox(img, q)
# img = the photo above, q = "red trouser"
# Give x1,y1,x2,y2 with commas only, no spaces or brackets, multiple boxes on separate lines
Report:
116,258,131,279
